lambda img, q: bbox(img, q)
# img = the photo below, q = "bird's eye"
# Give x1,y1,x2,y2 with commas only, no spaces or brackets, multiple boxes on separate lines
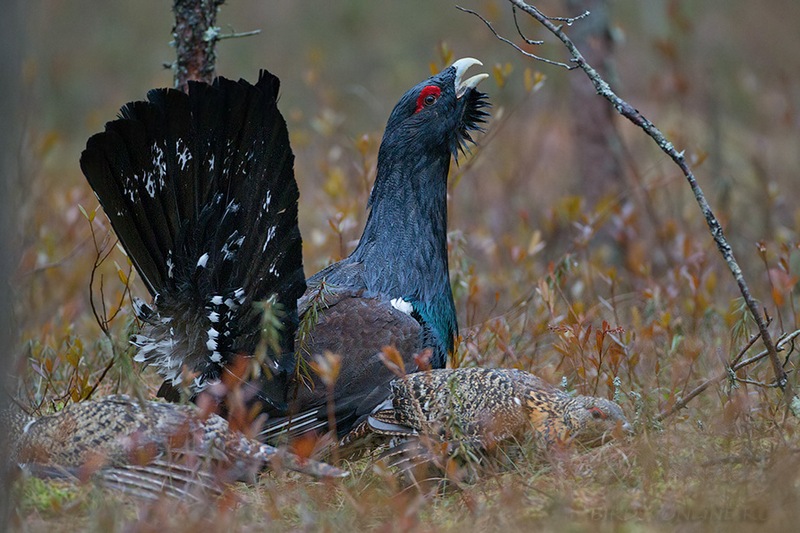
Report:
415,85,442,113
589,407,607,419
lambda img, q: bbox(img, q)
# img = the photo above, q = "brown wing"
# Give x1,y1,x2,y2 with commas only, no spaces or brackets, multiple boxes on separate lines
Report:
262,293,425,440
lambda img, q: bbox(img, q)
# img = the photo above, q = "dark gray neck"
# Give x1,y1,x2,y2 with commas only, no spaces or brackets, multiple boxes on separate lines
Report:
351,149,451,304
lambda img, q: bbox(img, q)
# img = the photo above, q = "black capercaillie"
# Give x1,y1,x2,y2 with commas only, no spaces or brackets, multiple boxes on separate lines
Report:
79,61,490,442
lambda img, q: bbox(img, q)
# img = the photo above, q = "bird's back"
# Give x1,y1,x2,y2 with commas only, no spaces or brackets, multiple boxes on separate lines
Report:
348,367,629,453
9,395,345,498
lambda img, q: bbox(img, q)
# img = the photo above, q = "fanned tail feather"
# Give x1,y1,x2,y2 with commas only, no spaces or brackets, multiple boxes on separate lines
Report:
80,71,305,397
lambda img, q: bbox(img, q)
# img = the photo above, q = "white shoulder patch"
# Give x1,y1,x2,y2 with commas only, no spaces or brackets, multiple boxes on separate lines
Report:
390,297,414,315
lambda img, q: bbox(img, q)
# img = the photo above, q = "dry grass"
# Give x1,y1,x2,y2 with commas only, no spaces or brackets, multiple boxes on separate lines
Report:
9,1,800,531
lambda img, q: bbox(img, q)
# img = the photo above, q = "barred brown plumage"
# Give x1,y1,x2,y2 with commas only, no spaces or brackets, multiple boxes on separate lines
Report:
8,395,346,500
342,367,631,468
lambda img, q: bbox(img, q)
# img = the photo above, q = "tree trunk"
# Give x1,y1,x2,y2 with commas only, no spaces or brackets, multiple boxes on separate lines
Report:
172,0,226,91
566,0,623,203
0,0,24,527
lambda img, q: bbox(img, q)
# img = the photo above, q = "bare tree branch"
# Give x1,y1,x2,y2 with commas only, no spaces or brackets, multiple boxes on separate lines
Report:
564,0,624,203
217,28,261,41
0,0,23,526
463,0,796,409
456,6,575,69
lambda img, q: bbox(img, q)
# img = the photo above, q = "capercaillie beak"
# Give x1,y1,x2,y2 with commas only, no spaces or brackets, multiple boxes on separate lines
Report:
452,57,489,98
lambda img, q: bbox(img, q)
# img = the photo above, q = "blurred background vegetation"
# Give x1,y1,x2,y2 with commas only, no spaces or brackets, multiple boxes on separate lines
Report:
8,0,800,529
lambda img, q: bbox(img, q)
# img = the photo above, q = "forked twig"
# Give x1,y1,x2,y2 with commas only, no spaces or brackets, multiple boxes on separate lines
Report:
461,0,796,408
657,329,800,421
456,6,575,69
84,208,134,399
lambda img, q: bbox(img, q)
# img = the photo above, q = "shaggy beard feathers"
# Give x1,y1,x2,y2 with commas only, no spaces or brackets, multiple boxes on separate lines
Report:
455,89,491,158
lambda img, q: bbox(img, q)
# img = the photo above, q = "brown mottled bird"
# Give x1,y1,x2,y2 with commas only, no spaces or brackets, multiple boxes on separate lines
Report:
8,395,346,500
343,367,631,468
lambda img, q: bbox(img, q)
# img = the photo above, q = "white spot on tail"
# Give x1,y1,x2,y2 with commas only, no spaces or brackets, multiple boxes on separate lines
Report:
152,142,167,187
221,242,235,261
197,253,209,268
221,230,243,261
262,226,276,252
176,139,192,170
144,171,156,197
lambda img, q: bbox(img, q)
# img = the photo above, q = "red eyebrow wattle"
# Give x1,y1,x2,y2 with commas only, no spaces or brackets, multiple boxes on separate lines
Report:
415,85,441,113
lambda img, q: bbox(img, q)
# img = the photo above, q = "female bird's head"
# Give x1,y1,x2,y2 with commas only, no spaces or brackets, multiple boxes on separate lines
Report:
565,396,633,447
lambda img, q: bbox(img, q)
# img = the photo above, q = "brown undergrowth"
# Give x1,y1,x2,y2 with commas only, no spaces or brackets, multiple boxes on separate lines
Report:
9,2,800,530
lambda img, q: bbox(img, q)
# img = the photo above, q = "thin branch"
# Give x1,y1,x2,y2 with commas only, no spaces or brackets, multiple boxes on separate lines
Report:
734,376,782,388
473,0,796,407
512,7,543,45
735,329,800,371
216,28,261,40
18,235,92,277
83,209,138,400
87,221,112,337
456,6,575,69
85,354,118,400
731,325,769,369
513,4,589,39
656,329,800,421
